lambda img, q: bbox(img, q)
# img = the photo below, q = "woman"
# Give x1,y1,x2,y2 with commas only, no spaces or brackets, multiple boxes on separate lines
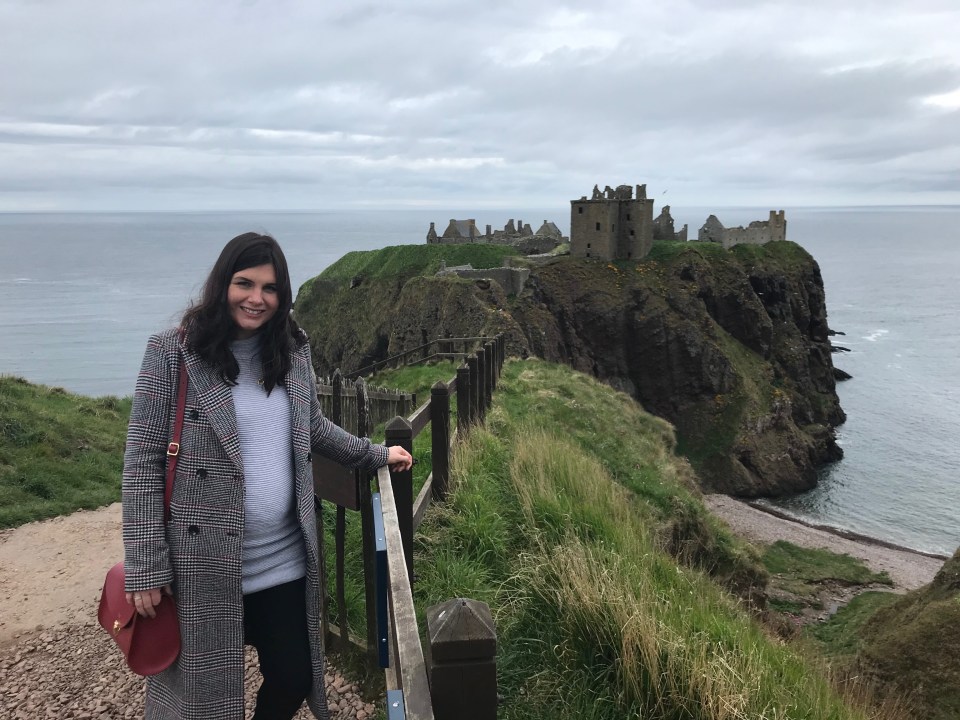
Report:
122,232,412,720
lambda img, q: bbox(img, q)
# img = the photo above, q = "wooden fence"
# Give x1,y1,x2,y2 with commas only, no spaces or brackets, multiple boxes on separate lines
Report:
316,372,414,436
313,334,506,720
344,336,499,380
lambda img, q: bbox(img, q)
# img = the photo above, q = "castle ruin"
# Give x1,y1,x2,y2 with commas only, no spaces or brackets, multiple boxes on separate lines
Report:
426,217,567,255
570,183,785,261
569,184,654,261
697,211,786,249
424,184,786,264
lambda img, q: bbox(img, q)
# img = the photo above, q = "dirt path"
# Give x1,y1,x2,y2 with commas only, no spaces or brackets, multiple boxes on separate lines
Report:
704,494,946,591
0,504,374,719
0,503,122,646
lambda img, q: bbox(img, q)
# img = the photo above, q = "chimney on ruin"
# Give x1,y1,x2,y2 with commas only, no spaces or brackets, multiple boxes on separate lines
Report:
485,224,492,237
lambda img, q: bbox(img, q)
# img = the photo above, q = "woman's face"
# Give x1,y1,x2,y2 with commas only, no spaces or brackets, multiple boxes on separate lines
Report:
227,263,279,339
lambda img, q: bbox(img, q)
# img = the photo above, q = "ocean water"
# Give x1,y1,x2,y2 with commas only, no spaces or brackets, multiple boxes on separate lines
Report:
1,207,958,555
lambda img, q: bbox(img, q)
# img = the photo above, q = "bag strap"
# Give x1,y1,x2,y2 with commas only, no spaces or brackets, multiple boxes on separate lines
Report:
164,337,189,522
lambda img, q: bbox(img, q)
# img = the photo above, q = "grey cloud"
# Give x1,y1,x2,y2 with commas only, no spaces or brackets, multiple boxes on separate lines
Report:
1,1,959,209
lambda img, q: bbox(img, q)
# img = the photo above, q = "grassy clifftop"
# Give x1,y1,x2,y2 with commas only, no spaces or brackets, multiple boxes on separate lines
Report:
403,358,896,719
295,241,844,497
0,376,130,527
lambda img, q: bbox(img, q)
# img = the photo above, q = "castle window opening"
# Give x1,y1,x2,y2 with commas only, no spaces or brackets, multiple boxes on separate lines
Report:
627,214,631,221
587,243,591,248
595,222,601,231
578,207,583,214
630,230,634,236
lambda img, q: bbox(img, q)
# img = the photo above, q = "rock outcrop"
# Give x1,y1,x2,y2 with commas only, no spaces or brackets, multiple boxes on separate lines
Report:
295,241,844,497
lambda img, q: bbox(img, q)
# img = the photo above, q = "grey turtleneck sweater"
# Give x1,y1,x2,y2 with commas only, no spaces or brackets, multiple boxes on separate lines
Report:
230,335,306,594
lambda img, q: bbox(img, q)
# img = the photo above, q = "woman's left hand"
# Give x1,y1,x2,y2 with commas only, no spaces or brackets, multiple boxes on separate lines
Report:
386,445,414,472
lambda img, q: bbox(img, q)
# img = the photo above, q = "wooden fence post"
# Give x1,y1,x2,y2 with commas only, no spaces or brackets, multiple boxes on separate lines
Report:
356,377,379,665
426,597,498,720
430,380,451,501
483,342,493,412
331,370,350,645
467,354,480,425
385,416,415,582
456,363,471,433
315,495,329,647
475,350,486,421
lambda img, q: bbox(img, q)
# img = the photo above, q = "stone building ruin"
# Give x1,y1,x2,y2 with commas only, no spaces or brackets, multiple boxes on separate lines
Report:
570,182,785,261
570,184,654,261
697,211,786,249
426,216,568,255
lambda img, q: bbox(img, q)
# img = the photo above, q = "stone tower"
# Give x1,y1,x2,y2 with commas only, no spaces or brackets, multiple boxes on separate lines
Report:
570,184,655,261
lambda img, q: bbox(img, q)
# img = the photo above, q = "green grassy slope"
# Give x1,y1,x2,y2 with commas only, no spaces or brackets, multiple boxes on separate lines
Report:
0,376,130,527
410,358,901,720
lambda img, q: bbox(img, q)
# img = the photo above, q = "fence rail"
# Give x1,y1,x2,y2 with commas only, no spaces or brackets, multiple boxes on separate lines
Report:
345,336,498,379
314,334,505,720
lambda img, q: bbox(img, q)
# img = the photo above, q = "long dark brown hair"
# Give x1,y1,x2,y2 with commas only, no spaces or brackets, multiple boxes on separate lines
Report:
181,232,304,393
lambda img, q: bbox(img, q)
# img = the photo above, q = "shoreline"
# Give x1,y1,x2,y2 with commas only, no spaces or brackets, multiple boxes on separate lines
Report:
744,500,950,561
704,494,946,591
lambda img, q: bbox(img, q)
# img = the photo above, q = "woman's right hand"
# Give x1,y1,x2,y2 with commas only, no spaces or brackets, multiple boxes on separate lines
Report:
126,585,173,618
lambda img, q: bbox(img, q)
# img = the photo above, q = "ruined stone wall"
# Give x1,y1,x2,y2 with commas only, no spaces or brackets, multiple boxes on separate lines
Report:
617,198,653,259
720,211,787,249
570,183,653,261
571,200,619,259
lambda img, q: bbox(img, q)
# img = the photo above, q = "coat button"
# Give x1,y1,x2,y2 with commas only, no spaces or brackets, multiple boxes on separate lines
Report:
188,525,200,535
189,409,199,420
197,468,208,479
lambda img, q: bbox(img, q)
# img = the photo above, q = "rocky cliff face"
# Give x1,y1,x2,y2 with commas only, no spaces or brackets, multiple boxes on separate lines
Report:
295,241,844,496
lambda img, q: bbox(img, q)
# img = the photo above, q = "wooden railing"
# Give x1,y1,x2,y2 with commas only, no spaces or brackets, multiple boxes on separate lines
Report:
345,336,499,380
316,371,414,436
314,334,506,720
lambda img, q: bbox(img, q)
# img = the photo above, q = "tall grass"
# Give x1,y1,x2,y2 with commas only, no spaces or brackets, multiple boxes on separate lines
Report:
412,359,909,720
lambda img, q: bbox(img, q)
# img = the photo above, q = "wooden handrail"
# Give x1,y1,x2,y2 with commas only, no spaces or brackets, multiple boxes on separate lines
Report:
319,334,507,718
377,466,435,720
346,336,498,378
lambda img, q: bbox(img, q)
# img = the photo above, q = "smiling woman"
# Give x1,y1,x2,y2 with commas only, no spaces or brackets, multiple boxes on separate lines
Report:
120,231,412,719
227,264,279,340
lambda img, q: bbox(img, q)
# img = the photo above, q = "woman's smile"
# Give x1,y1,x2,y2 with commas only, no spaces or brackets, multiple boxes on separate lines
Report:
228,263,279,338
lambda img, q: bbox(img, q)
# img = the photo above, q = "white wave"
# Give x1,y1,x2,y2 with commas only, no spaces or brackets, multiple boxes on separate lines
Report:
862,329,889,342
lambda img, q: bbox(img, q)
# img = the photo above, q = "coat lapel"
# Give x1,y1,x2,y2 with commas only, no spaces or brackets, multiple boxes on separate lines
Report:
181,344,244,472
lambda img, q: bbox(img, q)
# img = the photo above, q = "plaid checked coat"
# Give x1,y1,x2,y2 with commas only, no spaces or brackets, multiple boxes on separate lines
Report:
122,328,388,720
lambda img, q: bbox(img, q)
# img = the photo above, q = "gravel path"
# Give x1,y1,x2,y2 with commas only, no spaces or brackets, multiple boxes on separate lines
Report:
0,504,376,719
704,494,946,591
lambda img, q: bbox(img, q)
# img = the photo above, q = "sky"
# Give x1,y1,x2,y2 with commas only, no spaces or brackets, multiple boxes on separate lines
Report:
1,0,958,212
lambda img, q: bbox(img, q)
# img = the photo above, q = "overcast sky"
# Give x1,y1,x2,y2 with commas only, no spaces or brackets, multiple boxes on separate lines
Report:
1,0,958,211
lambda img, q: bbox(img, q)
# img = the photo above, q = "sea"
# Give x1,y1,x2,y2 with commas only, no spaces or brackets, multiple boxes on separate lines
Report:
1,207,958,556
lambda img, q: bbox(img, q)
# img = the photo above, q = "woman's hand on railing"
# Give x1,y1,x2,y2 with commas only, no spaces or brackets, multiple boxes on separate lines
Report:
386,445,414,473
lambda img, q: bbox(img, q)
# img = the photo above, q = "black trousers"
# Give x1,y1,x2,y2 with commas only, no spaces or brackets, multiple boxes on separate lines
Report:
243,577,313,720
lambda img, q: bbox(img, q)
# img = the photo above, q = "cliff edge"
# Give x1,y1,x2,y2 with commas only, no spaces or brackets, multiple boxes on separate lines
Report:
294,241,844,497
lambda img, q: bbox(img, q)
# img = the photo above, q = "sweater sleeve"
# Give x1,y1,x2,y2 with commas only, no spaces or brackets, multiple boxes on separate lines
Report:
307,354,390,473
121,332,177,592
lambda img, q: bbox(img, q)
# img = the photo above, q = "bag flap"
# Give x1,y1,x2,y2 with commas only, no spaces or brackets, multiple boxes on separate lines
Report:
98,562,137,636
